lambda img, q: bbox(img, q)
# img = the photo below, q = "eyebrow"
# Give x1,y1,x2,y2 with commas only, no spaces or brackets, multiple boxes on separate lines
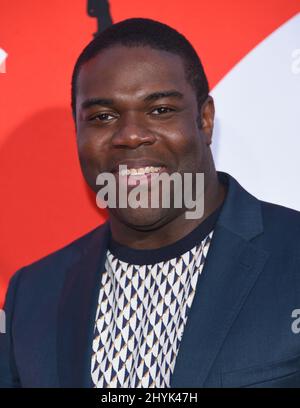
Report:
143,90,184,103
80,90,184,111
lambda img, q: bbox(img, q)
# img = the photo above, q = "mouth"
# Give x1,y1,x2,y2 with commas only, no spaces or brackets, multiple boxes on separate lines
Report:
111,159,165,173
115,165,167,186
110,159,167,187
118,165,162,176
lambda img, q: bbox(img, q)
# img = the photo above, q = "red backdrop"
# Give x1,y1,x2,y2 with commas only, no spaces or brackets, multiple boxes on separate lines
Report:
1,0,300,307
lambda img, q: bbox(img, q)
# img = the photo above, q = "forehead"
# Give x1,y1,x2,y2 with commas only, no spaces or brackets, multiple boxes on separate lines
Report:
76,45,192,101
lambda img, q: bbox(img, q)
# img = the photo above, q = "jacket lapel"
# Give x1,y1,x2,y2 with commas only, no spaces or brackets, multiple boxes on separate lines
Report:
57,221,111,388
171,173,270,387
56,172,270,388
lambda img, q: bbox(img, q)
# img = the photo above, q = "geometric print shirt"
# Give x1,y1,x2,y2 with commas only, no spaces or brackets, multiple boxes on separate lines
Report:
91,207,221,388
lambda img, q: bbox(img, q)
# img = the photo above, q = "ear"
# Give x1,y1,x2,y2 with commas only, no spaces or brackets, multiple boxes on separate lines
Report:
199,95,215,146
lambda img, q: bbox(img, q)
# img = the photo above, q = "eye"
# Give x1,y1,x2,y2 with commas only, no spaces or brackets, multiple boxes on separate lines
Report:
89,112,117,122
150,107,175,115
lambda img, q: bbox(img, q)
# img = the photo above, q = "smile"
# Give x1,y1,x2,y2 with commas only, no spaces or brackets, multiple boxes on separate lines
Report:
119,166,162,176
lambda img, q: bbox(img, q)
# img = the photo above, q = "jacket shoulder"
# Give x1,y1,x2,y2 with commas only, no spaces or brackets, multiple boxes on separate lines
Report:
260,200,300,230
259,200,300,254
13,222,109,286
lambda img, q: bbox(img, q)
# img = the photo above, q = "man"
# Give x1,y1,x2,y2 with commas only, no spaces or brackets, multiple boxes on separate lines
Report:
1,18,300,388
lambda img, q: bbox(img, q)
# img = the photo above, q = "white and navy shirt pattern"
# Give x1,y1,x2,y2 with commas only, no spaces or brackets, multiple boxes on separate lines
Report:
91,207,221,388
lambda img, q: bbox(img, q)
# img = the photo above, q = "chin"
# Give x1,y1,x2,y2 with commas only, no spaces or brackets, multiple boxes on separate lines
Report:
109,207,172,231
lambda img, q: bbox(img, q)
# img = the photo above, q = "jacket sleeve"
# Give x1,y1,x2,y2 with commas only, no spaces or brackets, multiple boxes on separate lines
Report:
0,270,23,388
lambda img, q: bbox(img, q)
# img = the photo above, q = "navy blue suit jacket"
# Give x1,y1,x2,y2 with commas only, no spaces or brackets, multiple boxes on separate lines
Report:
1,172,300,388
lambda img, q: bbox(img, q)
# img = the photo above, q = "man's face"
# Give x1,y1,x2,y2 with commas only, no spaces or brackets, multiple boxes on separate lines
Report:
75,45,213,229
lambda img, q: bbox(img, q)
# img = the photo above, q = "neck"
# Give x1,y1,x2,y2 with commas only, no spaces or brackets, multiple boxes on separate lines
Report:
109,170,226,250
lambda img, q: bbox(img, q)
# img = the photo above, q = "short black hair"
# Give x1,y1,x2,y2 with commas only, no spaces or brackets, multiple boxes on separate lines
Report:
71,17,209,120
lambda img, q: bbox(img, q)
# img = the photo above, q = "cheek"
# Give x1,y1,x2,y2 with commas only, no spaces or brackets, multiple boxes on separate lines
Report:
167,123,205,172
76,132,107,170
168,121,202,155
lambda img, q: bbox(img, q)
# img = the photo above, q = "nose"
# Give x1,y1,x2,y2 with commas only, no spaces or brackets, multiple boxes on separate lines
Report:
111,113,156,149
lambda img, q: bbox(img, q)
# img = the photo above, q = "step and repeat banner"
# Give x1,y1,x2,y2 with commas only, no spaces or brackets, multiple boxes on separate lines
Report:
1,0,300,306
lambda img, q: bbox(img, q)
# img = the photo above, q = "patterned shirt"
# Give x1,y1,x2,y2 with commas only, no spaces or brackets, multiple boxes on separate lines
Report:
91,207,221,388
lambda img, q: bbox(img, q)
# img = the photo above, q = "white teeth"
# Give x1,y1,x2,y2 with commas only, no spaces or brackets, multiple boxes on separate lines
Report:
120,169,128,176
119,166,162,176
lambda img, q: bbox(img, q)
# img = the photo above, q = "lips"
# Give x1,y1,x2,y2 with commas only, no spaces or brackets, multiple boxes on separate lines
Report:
110,159,168,189
111,159,166,174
